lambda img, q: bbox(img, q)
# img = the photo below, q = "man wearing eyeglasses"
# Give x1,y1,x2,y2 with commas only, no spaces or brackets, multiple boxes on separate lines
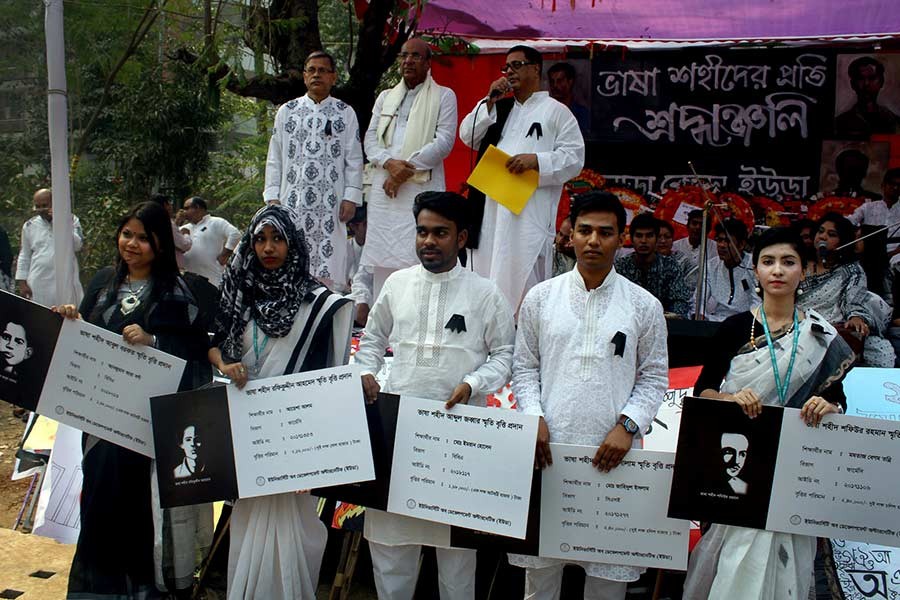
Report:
460,45,585,315
361,38,458,274
15,188,84,307
263,50,364,291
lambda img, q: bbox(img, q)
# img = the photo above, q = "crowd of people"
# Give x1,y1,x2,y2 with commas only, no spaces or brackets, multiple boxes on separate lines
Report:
3,39,900,600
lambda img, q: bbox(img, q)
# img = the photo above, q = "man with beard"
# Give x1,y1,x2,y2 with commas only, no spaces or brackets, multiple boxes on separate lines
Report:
355,191,515,600
615,213,690,317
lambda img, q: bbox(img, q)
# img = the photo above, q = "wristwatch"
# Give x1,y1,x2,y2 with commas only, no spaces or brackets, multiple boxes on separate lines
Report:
617,416,639,435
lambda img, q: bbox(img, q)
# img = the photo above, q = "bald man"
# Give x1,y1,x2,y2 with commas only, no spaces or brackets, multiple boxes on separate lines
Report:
15,188,84,306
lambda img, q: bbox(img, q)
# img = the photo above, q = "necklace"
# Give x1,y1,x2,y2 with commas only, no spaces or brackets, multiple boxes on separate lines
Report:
120,278,147,315
251,321,269,375
754,306,800,405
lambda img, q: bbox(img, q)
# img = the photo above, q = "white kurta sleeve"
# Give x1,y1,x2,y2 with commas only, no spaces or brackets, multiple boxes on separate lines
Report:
458,97,497,150
364,91,392,168
172,221,192,252
15,222,32,280
511,289,544,418
621,299,669,433
343,108,364,205
263,104,286,202
73,216,84,252
535,107,585,188
461,286,515,397
224,220,242,251
408,88,458,171
847,203,865,226
354,277,394,377
349,265,373,306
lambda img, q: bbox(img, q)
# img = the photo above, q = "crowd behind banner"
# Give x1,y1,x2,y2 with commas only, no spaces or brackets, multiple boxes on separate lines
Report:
1,38,898,600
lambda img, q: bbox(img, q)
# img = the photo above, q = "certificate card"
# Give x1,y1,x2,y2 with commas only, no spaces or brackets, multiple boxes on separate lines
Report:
539,446,690,570
0,291,185,457
670,396,900,546
387,396,538,538
151,365,375,508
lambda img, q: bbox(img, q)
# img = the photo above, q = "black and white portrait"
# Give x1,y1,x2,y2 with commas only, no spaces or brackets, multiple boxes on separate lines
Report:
819,140,890,200
150,385,237,508
668,397,782,529
0,292,64,412
834,54,900,139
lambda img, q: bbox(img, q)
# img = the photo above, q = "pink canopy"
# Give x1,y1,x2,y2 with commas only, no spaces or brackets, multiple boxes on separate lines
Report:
419,0,900,42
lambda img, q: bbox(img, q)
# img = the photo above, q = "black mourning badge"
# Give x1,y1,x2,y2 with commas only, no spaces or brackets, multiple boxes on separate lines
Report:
445,314,467,334
324,119,333,136
526,122,543,139
612,331,627,357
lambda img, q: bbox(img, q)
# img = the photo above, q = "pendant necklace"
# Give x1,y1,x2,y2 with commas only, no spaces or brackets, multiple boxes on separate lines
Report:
251,321,270,375
758,305,800,405
121,278,147,315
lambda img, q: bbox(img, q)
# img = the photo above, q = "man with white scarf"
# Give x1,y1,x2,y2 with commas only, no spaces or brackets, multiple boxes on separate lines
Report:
361,38,457,277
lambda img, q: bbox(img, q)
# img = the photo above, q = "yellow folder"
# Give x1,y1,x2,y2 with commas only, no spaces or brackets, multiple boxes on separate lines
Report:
466,145,539,215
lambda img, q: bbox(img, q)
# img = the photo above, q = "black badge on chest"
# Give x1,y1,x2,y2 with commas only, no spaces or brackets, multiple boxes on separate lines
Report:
445,314,467,334
611,331,627,357
526,122,543,139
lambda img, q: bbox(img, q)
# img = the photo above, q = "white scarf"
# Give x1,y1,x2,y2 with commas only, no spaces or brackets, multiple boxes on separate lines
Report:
376,73,441,181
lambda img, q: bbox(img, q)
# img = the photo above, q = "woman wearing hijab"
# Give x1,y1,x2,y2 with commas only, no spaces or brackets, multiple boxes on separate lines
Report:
55,201,212,599
208,204,353,600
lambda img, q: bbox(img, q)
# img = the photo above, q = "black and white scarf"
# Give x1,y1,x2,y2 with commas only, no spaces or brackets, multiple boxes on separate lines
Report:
214,205,319,363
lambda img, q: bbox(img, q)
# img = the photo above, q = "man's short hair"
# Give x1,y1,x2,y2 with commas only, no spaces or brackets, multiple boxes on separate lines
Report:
836,148,870,172
305,50,336,71
569,191,626,233
629,213,659,236
186,196,208,211
884,167,900,183
687,209,706,224
413,191,468,233
507,45,542,71
547,62,576,80
714,218,748,242
848,56,885,80
150,193,172,208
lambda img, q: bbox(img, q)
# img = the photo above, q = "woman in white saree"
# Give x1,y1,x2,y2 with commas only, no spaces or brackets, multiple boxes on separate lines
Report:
683,227,855,600
208,205,353,600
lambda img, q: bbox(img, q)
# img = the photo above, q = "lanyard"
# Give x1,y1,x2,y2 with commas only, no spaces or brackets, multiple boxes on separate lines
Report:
759,306,800,405
252,321,269,372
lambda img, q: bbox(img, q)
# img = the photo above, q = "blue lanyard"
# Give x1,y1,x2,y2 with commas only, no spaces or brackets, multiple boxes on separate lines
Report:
252,321,269,370
759,306,800,405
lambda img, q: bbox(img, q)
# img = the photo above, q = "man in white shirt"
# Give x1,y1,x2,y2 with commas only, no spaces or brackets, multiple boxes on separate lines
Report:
361,38,457,272
511,191,668,600
151,193,192,269
264,50,364,289
15,188,84,306
671,209,717,288
355,191,516,600
849,167,900,254
180,196,241,287
701,219,759,322
460,44,585,313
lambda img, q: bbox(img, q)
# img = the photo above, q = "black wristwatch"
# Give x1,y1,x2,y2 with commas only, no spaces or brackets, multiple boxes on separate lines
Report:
617,416,639,435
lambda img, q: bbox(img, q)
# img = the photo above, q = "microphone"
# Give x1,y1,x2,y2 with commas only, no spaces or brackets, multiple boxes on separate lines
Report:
816,241,828,257
489,88,504,100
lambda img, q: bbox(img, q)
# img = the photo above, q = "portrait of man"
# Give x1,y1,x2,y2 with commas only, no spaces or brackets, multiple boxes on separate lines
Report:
0,321,33,379
173,424,205,480
819,140,890,200
544,60,592,135
721,432,749,495
835,54,900,138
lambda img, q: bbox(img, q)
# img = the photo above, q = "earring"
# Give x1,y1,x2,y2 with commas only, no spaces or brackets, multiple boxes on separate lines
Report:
796,288,804,296
754,286,761,294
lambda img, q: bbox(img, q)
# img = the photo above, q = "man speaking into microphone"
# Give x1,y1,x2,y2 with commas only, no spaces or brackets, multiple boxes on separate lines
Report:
459,45,584,314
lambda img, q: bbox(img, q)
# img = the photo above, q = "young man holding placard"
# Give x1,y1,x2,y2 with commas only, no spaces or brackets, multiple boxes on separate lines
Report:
355,191,516,600
511,191,669,600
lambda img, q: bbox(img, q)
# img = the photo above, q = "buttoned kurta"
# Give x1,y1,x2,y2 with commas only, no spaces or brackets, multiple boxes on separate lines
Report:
264,95,364,286
702,253,760,322
361,83,457,270
15,215,83,307
460,92,584,312
354,263,515,547
510,267,668,581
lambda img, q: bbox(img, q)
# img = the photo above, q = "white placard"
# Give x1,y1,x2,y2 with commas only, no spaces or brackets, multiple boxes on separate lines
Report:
228,365,375,497
673,202,702,225
41,319,186,456
387,397,538,538
539,445,690,570
767,412,900,546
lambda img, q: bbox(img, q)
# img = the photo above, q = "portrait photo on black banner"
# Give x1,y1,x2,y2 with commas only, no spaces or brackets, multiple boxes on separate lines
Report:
150,385,238,507
668,397,782,530
0,292,63,412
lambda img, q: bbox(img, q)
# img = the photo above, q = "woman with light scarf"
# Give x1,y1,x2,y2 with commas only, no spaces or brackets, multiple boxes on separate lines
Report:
683,227,855,600
208,204,353,600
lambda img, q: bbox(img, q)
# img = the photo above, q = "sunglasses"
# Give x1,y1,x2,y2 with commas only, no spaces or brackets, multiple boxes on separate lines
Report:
500,61,536,73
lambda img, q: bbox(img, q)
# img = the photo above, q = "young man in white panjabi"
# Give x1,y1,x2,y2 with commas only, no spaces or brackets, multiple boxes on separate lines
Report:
511,192,668,600
459,44,584,314
263,51,364,289
361,38,457,272
355,192,515,600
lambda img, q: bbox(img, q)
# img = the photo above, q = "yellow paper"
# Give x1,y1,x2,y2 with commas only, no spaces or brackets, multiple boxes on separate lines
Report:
466,145,539,215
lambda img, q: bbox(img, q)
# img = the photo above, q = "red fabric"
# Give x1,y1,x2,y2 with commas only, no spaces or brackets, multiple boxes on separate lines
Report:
556,188,571,231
